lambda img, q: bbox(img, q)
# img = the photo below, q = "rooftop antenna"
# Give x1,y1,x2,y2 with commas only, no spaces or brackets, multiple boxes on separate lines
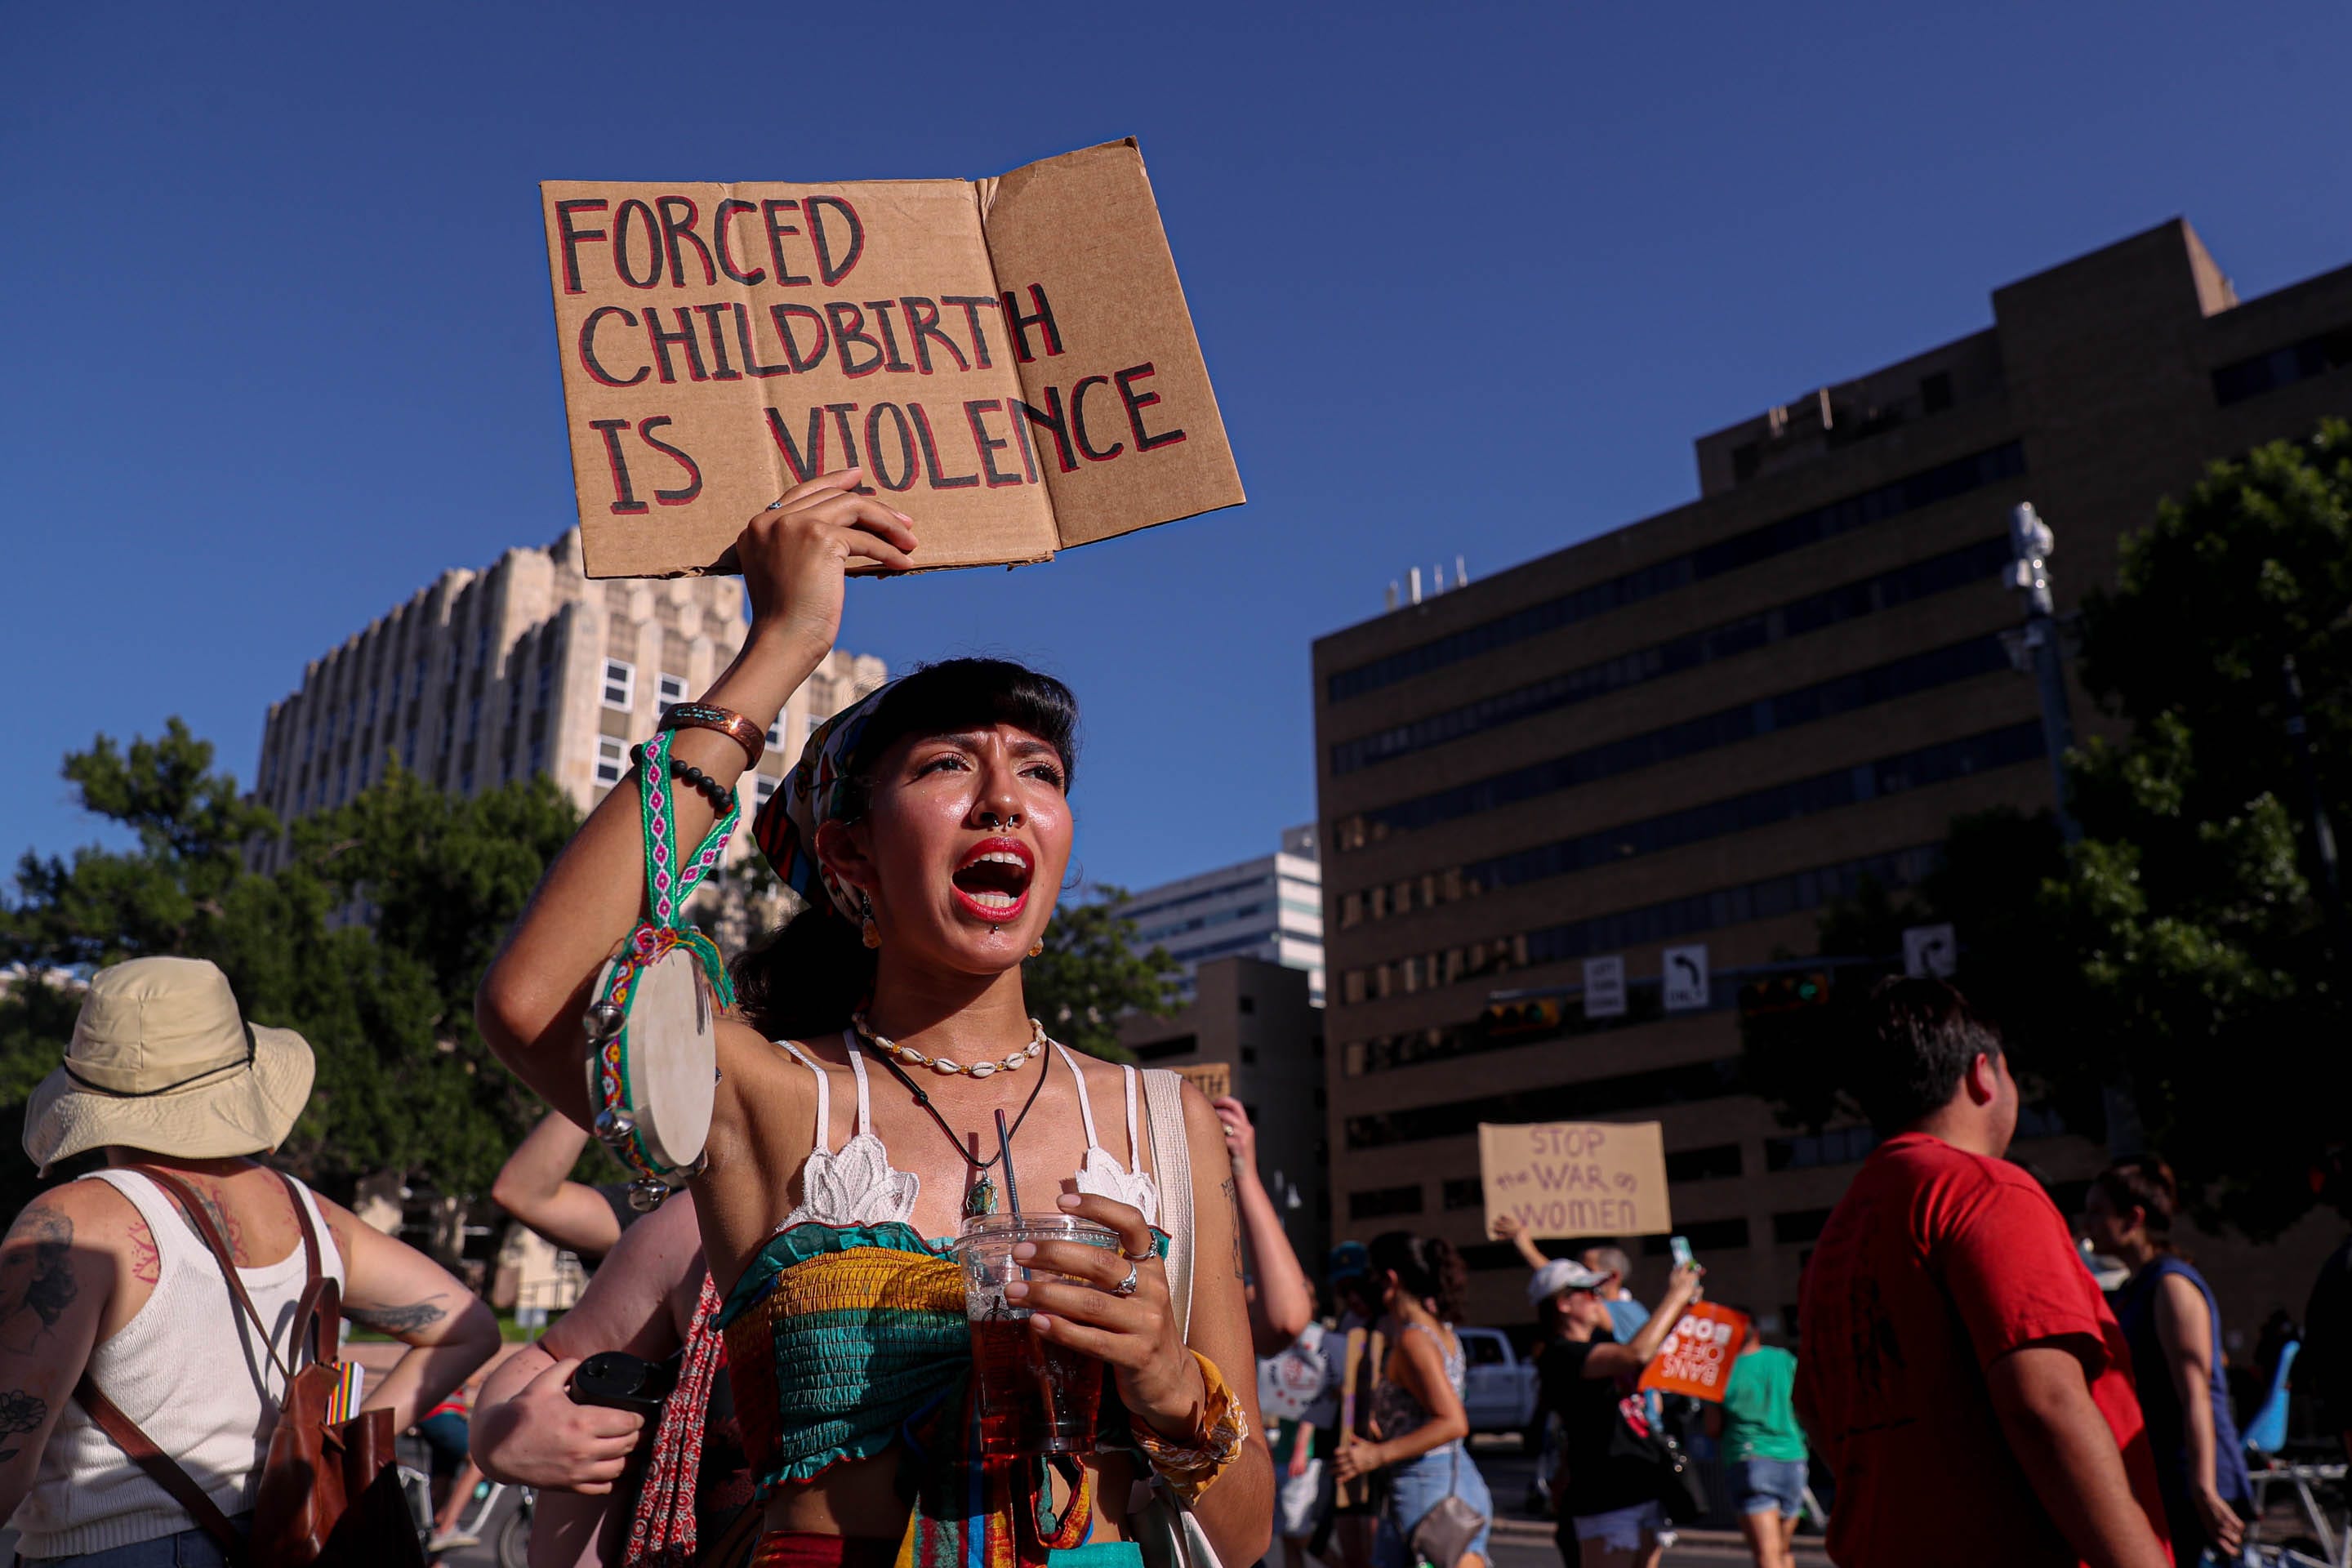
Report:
1408,567,1423,604
1385,581,1399,611
1456,554,1469,586
1433,562,1447,592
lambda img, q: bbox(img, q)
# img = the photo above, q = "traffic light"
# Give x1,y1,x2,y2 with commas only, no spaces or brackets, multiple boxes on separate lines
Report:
1738,971,1830,1020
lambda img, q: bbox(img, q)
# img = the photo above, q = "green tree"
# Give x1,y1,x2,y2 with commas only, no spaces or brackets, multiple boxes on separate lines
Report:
1023,884,1182,1062
1,724,583,1203
1747,427,2351,1237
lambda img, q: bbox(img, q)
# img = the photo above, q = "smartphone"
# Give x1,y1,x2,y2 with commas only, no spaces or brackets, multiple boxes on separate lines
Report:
568,1349,679,1416
1669,1235,1696,1271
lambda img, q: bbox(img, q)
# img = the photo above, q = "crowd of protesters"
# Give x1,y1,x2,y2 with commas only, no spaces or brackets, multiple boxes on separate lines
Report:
20,966,2352,1568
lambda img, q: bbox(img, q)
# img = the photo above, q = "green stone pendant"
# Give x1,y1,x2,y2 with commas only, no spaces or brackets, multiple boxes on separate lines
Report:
964,1174,998,1218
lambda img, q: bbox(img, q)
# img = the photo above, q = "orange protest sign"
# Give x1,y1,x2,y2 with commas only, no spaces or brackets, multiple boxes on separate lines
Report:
1637,1301,1751,1403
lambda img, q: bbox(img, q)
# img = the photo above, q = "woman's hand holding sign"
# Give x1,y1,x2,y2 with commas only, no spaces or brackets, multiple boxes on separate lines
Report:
739,467,920,674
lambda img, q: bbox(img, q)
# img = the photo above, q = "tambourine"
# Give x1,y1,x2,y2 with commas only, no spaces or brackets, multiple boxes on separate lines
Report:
585,730,737,1210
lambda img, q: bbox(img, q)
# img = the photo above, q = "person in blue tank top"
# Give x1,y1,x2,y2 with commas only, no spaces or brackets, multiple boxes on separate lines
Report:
2084,1158,2252,1564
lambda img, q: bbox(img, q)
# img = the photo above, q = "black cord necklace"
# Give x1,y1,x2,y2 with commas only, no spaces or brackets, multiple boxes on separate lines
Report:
863,1034,1054,1218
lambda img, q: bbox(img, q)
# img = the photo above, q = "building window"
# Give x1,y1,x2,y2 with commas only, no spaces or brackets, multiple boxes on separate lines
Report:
755,773,779,808
1348,1185,1423,1221
1642,1218,1749,1254
1664,1143,1744,1183
1441,1178,1484,1210
603,660,635,711
1239,996,1255,1014
596,737,629,786
1240,1045,1257,1064
1772,1209,1834,1246
766,716,786,749
1919,371,1953,413
657,673,688,715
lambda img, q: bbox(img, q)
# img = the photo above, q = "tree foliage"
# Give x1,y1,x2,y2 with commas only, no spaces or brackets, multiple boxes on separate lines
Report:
0,723,581,1205
1748,426,2352,1238
1023,884,1182,1062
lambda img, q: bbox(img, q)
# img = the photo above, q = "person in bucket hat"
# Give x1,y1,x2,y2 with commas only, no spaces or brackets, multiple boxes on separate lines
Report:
0,956,501,1564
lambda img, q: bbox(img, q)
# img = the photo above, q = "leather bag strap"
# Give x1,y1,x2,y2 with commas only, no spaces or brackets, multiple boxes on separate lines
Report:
74,1374,252,1566
128,1166,296,1383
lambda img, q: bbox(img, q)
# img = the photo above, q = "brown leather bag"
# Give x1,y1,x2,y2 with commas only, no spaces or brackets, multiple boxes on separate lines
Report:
74,1167,425,1568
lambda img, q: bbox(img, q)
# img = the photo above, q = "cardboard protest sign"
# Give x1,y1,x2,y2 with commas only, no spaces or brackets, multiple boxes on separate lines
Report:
1477,1120,1672,1239
1637,1301,1752,1403
1174,1062,1232,1101
541,139,1244,579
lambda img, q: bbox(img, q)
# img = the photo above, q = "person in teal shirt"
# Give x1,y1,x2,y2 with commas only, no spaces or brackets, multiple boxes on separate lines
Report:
1706,1318,1809,1568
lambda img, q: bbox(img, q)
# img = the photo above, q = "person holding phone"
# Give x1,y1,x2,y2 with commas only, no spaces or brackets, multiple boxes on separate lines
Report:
1533,1254,1704,1568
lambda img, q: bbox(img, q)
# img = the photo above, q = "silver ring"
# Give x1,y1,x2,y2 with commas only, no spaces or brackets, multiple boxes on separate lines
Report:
1111,1262,1141,1298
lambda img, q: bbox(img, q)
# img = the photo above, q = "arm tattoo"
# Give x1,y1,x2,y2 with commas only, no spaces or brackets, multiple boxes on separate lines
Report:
129,1220,160,1285
346,1295,450,1335
0,1387,46,1461
0,1209,80,1352
1222,1174,1245,1282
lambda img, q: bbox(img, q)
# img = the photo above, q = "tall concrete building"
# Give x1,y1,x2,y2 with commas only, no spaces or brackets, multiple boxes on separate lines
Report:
1314,220,2352,1330
1123,826,1326,1004
1120,956,1330,1267
251,527,884,869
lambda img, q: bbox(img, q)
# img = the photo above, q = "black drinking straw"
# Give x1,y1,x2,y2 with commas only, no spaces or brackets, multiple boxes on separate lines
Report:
996,1108,1022,1217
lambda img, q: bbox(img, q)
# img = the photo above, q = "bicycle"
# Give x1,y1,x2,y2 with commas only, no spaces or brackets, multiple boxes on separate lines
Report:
396,1435,533,1568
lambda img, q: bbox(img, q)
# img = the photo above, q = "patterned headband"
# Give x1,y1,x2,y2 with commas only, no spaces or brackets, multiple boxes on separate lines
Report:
751,676,903,924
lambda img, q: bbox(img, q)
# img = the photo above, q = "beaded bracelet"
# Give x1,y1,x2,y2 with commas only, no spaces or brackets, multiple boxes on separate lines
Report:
1132,1348,1250,1504
630,745,734,816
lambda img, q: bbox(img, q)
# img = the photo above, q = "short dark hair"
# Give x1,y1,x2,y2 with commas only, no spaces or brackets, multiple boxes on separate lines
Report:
1852,976,2003,1133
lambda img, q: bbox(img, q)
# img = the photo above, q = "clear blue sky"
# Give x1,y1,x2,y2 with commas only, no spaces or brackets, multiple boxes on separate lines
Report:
7,2,2350,892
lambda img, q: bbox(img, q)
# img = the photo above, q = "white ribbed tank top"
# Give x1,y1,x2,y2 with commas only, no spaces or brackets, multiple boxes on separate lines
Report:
7,1169,345,1559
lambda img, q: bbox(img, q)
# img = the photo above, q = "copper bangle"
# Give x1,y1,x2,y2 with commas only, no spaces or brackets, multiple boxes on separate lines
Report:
658,703,764,769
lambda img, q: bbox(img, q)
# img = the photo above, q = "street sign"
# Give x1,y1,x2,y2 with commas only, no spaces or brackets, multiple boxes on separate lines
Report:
1904,923,1958,978
1583,956,1627,1018
1662,944,1710,1011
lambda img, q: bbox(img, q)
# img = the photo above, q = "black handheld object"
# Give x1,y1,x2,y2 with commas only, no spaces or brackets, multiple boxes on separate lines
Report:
568,1349,679,1416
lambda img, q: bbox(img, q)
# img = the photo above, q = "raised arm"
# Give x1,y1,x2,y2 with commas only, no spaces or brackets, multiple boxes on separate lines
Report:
320,1195,501,1434
1576,1263,1702,1380
1986,1343,2172,1568
1213,1096,1313,1351
473,473,918,1121
491,1112,624,1259
1491,1213,1549,1272
0,1188,116,1521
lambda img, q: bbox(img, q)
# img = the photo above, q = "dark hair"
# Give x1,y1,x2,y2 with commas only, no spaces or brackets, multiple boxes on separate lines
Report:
732,658,1080,1040
2092,1157,2180,1252
1851,976,2004,1134
1368,1232,1468,1325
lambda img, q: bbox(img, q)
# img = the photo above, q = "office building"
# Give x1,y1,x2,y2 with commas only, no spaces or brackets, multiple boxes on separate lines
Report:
251,527,884,869
1314,220,2352,1330
1122,827,1326,1004
1121,955,1330,1267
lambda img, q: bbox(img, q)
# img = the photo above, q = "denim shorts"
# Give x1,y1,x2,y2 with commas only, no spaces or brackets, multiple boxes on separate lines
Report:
27,1516,252,1567
1569,1499,1664,1552
1372,1446,1492,1568
1730,1457,1807,1519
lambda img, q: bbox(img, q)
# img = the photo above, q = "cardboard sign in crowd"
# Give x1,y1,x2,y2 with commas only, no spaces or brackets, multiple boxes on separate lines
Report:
1637,1300,1753,1403
1477,1120,1673,1239
541,139,1244,579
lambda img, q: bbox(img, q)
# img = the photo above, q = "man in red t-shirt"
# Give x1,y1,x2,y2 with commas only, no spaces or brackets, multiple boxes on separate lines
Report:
1794,978,2172,1568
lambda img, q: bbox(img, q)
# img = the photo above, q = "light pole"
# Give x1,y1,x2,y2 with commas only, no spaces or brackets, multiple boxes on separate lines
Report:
2005,502,2081,845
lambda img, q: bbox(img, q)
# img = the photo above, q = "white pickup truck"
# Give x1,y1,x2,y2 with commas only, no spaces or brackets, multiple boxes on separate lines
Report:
1455,1325,1539,1434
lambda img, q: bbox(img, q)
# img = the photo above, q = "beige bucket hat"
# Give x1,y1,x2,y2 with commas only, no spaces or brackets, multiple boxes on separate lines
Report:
22,956,314,1174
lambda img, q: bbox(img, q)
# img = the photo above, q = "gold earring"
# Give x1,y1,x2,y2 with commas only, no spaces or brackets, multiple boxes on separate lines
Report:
1027,938,1045,958
860,893,881,951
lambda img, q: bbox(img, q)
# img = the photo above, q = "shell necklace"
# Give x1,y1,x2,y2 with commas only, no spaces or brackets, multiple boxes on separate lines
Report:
850,1012,1047,1078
